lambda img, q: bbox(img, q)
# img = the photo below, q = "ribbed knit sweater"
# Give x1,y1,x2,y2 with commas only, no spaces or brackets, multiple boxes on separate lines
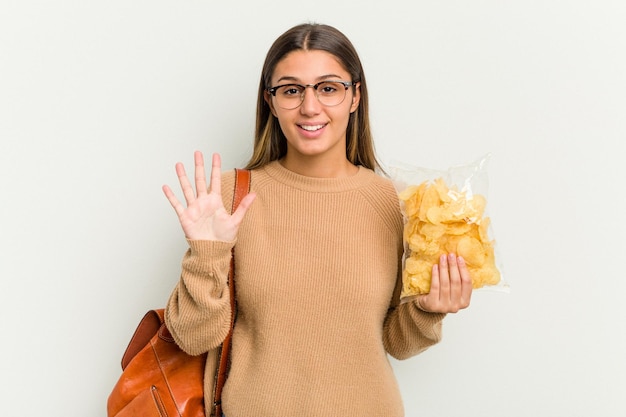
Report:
165,161,446,417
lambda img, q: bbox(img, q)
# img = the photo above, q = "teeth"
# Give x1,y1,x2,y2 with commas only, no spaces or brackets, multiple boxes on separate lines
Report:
300,124,324,131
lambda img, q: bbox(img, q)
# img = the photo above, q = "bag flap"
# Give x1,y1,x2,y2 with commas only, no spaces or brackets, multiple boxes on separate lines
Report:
121,309,164,370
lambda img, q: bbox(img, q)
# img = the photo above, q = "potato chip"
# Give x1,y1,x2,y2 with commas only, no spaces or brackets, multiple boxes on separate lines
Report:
445,222,473,236
418,186,440,222
478,217,491,242
398,177,500,297
456,236,486,267
418,222,446,239
433,178,453,203
402,257,433,294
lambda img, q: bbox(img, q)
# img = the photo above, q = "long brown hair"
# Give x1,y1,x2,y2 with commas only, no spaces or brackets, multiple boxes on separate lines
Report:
245,23,381,171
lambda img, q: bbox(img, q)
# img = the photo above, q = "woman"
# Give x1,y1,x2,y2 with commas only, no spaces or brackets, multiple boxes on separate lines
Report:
162,23,472,417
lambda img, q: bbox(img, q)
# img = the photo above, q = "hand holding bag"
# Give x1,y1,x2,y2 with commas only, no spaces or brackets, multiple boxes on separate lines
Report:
107,168,251,417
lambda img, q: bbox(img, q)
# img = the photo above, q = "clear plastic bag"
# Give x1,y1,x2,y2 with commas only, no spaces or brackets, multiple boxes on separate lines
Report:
387,154,508,301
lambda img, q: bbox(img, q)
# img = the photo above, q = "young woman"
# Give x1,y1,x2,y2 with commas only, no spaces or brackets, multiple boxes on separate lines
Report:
162,23,472,417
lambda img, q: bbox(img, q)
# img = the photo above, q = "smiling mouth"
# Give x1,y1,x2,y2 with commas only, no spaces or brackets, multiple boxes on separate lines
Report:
299,124,326,132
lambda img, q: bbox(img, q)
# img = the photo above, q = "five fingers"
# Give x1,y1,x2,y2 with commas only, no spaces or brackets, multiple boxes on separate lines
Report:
162,151,256,238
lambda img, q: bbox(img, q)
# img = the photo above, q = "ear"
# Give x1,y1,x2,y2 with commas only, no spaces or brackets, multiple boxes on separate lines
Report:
349,82,361,114
264,90,278,117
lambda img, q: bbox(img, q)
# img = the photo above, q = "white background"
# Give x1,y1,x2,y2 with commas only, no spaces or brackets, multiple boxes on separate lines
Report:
1,1,625,416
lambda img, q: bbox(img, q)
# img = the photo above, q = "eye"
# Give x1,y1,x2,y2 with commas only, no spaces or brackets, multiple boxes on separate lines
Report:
279,85,303,97
318,82,340,95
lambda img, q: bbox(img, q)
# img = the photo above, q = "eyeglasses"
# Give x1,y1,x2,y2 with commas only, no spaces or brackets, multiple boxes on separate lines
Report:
266,80,356,110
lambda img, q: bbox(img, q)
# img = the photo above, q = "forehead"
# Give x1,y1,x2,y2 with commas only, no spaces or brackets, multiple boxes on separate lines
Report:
272,50,349,83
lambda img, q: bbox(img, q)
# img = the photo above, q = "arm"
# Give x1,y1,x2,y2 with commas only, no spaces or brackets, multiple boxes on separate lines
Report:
384,253,472,360
165,239,234,355
161,152,255,355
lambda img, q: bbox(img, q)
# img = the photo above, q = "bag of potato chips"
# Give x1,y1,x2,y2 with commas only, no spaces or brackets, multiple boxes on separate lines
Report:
387,154,508,301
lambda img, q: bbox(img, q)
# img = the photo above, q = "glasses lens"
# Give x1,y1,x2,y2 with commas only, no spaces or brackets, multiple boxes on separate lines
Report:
316,82,347,107
274,85,305,110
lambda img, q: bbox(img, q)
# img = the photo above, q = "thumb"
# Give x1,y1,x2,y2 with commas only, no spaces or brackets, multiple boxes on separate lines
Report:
230,192,256,225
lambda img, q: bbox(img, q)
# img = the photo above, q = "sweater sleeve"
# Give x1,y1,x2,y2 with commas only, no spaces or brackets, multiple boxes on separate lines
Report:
383,296,446,360
380,179,446,358
164,239,234,356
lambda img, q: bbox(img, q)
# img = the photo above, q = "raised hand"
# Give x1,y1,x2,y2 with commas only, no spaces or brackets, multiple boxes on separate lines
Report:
162,151,256,242
416,253,472,313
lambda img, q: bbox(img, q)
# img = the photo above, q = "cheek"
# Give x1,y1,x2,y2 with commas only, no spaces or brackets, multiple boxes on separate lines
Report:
341,102,357,121
274,114,296,140
273,109,292,127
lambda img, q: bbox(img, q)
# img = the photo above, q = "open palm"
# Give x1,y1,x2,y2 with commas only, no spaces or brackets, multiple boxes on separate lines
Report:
162,151,255,242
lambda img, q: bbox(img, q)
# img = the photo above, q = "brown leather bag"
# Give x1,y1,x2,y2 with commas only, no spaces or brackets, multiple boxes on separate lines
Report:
107,168,251,417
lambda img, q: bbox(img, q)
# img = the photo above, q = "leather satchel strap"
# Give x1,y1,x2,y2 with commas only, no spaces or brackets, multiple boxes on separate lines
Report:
213,168,250,416
232,168,251,215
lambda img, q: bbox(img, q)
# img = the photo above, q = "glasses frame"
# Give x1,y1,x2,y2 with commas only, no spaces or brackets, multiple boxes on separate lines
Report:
266,80,356,109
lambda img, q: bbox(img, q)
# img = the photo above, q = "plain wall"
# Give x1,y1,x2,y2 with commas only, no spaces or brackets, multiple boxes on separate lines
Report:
1,1,625,416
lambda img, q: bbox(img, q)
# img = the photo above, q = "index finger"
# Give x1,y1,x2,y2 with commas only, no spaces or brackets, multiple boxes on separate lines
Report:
457,256,473,306
207,152,222,196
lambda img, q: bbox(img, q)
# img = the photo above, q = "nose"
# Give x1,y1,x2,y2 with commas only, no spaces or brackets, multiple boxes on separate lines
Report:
299,86,322,115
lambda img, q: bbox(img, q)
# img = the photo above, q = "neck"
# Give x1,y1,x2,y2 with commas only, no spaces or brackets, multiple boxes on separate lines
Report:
279,155,358,178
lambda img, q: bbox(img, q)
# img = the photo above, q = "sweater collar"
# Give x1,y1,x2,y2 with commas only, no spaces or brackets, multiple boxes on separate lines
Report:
262,160,375,193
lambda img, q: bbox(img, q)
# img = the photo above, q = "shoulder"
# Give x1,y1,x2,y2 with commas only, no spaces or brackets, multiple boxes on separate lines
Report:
356,168,403,234
358,168,401,205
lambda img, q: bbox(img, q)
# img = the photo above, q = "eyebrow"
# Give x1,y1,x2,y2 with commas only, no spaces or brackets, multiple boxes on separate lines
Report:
275,74,344,84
